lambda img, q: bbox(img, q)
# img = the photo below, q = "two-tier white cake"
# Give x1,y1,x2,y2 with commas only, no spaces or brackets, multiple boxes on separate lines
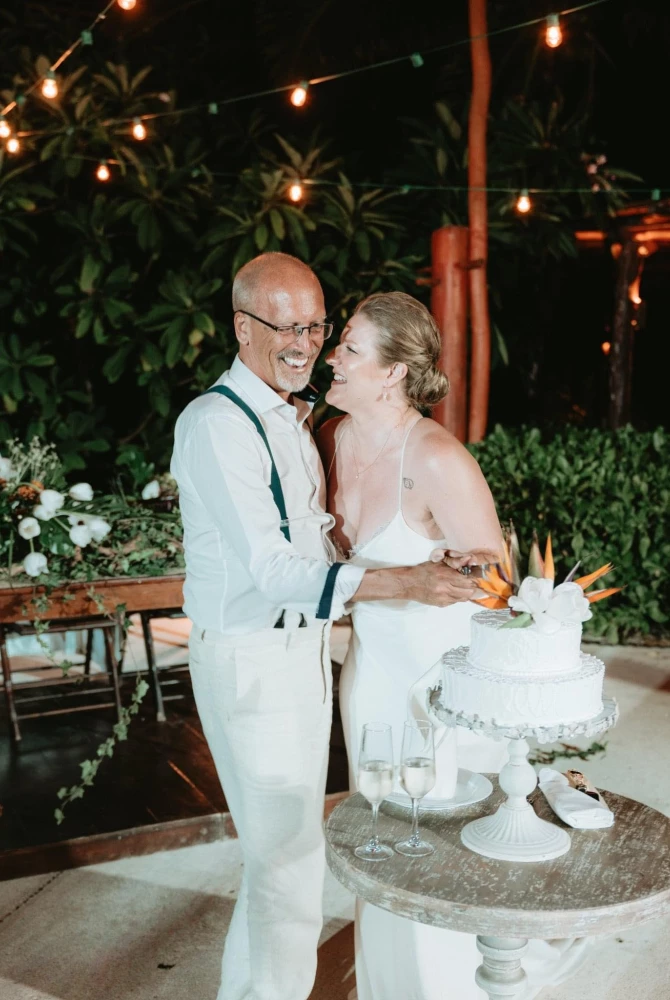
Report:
441,608,605,727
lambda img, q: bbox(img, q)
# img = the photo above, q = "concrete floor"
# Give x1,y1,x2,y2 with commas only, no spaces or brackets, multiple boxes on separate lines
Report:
1,641,669,1000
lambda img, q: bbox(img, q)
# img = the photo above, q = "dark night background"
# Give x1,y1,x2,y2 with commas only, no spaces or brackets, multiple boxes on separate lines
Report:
1,0,668,447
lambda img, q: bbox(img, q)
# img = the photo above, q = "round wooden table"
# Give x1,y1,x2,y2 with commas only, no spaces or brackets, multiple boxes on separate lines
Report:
325,784,670,999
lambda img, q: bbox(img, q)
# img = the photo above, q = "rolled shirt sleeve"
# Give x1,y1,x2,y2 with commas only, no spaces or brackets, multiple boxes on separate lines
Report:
184,412,361,620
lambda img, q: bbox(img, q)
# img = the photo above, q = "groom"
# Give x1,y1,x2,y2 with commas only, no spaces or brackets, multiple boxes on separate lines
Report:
171,252,479,1000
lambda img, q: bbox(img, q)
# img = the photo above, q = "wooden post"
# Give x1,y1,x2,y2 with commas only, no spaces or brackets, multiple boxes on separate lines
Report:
608,239,640,428
467,0,492,443
431,226,469,440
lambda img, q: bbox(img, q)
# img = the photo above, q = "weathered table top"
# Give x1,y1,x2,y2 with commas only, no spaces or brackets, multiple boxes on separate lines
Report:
325,785,670,938
0,573,185,623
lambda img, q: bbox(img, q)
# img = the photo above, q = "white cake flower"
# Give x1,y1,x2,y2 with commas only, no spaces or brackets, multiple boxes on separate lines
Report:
23,551,48,577
546,581,593,627
39,489,65,514
0,455,16,481
141,479,161,500
508,577,554,617
69,482,94,502
18,516,41,540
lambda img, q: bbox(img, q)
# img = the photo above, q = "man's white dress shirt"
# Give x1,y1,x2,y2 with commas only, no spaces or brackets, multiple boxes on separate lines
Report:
171,355,364,634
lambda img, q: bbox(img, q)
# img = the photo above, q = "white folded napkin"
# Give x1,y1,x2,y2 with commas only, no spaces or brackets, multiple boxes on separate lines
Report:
538,767,614,829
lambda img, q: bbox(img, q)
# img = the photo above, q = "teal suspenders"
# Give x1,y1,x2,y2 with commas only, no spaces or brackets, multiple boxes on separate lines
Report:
204,385,291,544
203,382,340,623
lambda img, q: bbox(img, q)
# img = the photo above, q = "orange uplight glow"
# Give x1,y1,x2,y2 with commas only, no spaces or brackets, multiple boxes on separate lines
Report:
288,182,304,203
6,136,20,154
132,118,147,140
601,342,611,355
290,83,309,108
96,161,111,182
628,274,642,305
516,190,531,214
545,15,562,48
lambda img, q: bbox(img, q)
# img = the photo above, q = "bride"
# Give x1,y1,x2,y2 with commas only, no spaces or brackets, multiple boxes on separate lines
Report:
319,290,506,1000
319,291,584,1000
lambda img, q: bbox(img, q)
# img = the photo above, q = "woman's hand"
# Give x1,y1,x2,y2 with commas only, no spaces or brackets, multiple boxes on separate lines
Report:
430,547,501,574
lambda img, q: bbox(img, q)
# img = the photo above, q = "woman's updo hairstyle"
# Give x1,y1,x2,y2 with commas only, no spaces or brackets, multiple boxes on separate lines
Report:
354,291,449,409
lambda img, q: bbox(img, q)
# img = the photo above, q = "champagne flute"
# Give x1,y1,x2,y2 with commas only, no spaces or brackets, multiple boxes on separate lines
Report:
355,722,394,862
395,720,436,858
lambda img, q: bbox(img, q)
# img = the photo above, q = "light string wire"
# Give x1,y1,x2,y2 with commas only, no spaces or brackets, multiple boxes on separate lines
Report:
1,0,613,127
108,0,614,125
60,154,667,198
1,1,118,117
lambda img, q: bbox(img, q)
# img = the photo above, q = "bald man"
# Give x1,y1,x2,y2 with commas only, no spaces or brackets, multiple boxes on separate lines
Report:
170,252,478,1000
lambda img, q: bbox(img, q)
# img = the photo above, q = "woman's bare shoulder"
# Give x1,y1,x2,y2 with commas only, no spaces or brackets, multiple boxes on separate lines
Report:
412,417,476,470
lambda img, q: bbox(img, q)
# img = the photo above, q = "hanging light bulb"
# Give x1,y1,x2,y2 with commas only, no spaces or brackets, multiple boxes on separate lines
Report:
42,71,58,100
545,14,562,48
0,116,11,139
6,136,20,154
516,189,531,214
290,82,309,108
118,0,137,9
288,182,304,203
132,117,147,140
96,161,111,182
601,341,611,356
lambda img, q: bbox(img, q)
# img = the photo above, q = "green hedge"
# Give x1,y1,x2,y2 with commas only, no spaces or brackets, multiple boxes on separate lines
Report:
470,425,669,644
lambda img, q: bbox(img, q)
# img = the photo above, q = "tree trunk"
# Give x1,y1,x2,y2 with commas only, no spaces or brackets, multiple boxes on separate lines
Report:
608,239,639,429
467,0,492,443
431,226,469,441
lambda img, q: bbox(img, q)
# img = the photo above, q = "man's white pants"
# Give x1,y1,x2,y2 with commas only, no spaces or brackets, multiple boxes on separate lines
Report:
189,622,333,1000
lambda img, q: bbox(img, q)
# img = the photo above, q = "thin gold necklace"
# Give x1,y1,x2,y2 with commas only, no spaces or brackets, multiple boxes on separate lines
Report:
348,414,408,480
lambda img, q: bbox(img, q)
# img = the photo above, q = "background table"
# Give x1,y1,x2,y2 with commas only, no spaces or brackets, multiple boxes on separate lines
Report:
325,786,670,999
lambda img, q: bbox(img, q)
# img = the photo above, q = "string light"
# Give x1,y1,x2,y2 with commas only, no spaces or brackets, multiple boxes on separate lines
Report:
0,116,10,139
41,71,58,100
288,182,304,203
601,341,611,355
117,0,137,9
6,136,20,154
290,82,309,108
516,189,532,213
132,117,147,140
96,160,111,181
545,14,563,48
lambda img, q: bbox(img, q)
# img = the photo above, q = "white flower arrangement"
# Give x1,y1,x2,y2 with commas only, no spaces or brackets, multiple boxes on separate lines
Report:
0,439,113,580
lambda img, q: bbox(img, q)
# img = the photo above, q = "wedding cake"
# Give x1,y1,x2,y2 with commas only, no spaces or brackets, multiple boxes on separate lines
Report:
441,606,605,728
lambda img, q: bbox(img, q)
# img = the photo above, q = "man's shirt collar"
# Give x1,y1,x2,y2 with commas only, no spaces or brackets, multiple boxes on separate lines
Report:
223,355,320,418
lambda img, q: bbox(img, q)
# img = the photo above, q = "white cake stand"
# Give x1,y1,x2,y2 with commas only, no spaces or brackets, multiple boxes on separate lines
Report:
431,692,619,863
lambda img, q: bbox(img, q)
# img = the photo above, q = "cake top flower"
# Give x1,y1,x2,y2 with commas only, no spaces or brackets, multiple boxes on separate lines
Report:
475,528,621,630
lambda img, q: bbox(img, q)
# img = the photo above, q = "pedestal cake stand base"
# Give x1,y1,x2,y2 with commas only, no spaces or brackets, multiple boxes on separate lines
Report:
430,698,619,864
461,737,571,862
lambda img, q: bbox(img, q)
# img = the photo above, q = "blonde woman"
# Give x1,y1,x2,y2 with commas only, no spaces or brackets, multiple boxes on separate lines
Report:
319,292,581,999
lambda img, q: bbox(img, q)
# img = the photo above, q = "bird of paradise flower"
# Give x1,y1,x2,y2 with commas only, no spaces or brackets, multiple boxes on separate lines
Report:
474,526,621,611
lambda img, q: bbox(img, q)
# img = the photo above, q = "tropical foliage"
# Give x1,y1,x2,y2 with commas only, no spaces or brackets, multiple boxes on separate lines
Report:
0,39,635,473
470,424,670,643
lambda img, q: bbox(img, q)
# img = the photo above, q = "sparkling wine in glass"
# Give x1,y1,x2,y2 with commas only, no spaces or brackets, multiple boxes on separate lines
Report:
355,723,394,862
395,720,436,858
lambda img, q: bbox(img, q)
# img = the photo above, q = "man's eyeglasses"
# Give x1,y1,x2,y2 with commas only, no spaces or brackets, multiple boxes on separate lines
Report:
236,310,334,343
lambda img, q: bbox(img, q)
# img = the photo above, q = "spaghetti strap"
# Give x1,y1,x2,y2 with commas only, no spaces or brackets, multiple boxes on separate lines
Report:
397,417,422,508
327,417,350,479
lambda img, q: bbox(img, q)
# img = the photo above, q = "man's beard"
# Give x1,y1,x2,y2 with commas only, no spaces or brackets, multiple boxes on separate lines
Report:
273,349,316,392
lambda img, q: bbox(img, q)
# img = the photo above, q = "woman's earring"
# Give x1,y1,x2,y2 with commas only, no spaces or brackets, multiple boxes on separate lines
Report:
383,389,391,402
